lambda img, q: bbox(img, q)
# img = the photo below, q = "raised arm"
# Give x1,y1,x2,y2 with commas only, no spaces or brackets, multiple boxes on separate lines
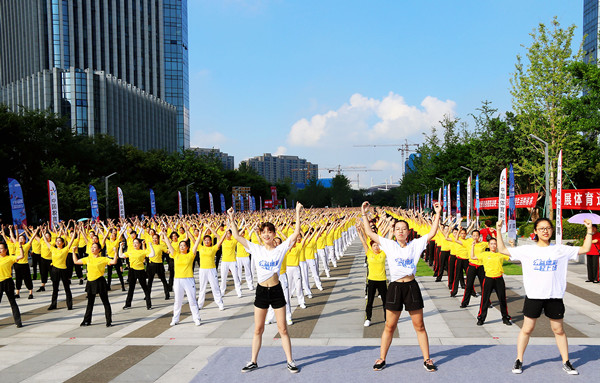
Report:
579,219,594,255
494,220,511,256
161,231,176,254
360,201,380,245
286,202,304,244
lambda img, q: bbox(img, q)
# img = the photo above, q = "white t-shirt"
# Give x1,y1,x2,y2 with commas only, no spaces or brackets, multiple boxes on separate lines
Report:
508,244,579,299
378,235,428,281
244,238,293,283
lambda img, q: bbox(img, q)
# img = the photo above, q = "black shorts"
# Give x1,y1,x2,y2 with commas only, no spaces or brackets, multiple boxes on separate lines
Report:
385,279,424,312
523,297,565,320
254,283,287,309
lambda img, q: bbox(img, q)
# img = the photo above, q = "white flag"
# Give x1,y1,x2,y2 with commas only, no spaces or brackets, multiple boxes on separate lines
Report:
47,180,59,228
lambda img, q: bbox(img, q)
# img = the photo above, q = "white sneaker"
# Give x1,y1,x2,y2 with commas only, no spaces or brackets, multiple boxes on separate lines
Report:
218,304,225,311
317,286,323,291
299,303,306,309
307,295,313,299
265,319,272,325
287,318,293,325
237,294,243,298
364,319,371,327
194,319,201,326
170,320,178,326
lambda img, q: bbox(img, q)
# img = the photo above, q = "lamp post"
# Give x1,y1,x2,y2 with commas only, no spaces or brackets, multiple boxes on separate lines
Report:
104,172,117,219
186,182,194,214
435,177,445,190
530,134,550,218
460,166,473,222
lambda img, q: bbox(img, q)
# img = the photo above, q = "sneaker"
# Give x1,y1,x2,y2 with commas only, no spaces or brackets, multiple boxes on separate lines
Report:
477,319,484,326
299,303,306,309
373,359,386,371
218,304,225,311
28,294,33,300
364,319,371,327
512,359,523,374
36,286,45,292
287,318,293,326
562,360,578,375
265,319,272,325
15,294,20,299
194,319,201,326
307,294,312,299
317,286,323,291
169,320,178,326
423,359,437,372
287,360,299,373
241,361,258,373
503,318,512,326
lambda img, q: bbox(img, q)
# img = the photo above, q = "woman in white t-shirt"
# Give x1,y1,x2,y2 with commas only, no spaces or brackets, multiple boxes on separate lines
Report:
495,218,593,376
228,202,303,374
361,201,442,373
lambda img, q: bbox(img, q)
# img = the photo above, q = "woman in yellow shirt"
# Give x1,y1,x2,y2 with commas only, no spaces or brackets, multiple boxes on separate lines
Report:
119,237,156,310
196,225,226,310
357,224,387,327
34,230,54,293
105,227,126,292
147,233,170,300
0,241,26,327
219,229,243,298
236,228,254,291
43,231,78,310
161,228,203,326
2,226,35,299
73,241,118,327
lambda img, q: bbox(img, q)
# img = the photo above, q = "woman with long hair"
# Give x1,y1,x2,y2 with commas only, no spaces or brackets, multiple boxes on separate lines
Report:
119,237,155,310
357,224,387,327
43,230,78,310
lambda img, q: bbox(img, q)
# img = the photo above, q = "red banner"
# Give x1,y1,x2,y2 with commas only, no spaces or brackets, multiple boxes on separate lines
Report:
552,188,600,210
479,193,538,210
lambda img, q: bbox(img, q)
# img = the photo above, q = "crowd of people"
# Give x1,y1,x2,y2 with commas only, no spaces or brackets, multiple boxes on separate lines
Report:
0,202,595,376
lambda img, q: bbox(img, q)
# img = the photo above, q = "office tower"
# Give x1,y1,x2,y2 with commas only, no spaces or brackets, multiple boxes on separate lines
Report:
584,0,600,63
241,153,318,184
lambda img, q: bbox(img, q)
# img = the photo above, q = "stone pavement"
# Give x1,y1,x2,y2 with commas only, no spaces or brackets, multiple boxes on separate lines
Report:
0,240,599,382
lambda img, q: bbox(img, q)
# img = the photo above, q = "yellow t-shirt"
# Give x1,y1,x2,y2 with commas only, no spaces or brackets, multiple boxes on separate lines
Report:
316,233,326,250
31,238,42,254
82,256,109,281
150,243,168,264
367,249,387,281
172,250,195,278
470,242,489,266
455,238,472,260
14,242,31,265
51,247,70,269
305,238,317,260
199,245,218,269
0,255,18,281
41,239,53,260
286,245,300,267
236,239,249,258
221,238,237,262
105,238,121,258
326,230,335,246
477,252,510,278
124,248,150,270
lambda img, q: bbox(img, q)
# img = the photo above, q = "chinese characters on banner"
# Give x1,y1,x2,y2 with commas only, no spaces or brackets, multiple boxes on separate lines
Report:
479,193,538,210
551,188,600,210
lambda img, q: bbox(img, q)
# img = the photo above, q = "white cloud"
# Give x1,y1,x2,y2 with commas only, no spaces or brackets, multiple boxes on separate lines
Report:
287,92,456,147
190,130,227,148
274,146,287,156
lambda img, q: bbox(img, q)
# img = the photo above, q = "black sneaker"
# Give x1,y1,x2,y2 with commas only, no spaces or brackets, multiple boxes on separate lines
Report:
241,361,258,372
287,360,299,373
503,318,512,326
423,359,437,372
477,319,484,326
512,359,523,374
373,359,386,371
562,360,578,375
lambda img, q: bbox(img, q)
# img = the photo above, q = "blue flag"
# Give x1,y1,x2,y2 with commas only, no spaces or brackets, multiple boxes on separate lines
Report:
89,185,100,221
251,196,256,211
220,193,226,213
150,189,156,217
195,192,201,215
508,164,517,239
240,195,245,211
456,181,461,219
475,174,480,223
7,178,27,227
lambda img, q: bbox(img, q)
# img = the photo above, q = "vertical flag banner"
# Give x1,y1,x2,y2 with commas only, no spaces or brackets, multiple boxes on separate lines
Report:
240,194,245,211
456,181,461,221
556,150,563,244
284,198,287,209
260,196,263,211
209,192,215,215
231,194,235,212
466,176,472,227
195,192,201,215
48,180,59,228
150,189,156,217
8,178,27,227
117,187,125,219
498,168,507,233
508,164,517,240
248,195,252,212
442,185,447,221
447,183,451,218
220,193,226,213
431,190,434,210
475,174,480,227
252,196,256,211
177,191,183,216
89,185,100,221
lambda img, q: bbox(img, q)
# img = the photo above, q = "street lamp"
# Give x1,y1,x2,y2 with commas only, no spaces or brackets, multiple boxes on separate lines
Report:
529,134,550,218
460,166,473,221
435,177,445,190
104,172,117,219
186,182,194,214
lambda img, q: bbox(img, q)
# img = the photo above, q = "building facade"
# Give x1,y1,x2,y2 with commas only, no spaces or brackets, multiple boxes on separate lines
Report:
192,147,234,171
241,153,318,184
584,0,600,64
0,0,189,151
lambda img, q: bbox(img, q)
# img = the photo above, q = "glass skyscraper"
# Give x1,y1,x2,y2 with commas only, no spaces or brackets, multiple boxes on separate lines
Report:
0,0,189,151
584,0,600,64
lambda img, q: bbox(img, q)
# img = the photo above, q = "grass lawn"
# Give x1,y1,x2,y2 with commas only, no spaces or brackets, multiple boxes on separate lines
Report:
416,258,435,277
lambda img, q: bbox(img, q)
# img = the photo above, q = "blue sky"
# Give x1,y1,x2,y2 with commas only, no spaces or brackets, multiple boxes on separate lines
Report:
188,0,582,187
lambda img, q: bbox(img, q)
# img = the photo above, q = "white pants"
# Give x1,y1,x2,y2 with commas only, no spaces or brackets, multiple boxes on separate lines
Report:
236,257,254,290
326,246,337,267
334,239,342,259
317,249,330,277
306,258,322,290
299,261,312,296
220,261,242,297
198,268,224,309
172,278,200,323
266,273,292,322
286,265,305,306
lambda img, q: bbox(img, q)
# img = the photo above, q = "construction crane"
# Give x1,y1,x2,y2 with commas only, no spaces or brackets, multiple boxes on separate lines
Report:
320,165,381,189
291,167,317,182
353,140,420,180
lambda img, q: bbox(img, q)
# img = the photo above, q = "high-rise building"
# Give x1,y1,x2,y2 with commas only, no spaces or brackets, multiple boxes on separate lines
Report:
0,0,189,152
241,153,318,184
584,0,600,63
191,147,234,171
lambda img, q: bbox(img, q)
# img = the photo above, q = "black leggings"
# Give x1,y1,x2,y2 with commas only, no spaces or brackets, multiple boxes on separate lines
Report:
125,269,151,308
107,257,125,289
15,263,33,291
365,279,387,321
147,262,169,297
0,278,21,325
31,252,41,278
83,278,111,324
50,266,72,309
39,258,52,284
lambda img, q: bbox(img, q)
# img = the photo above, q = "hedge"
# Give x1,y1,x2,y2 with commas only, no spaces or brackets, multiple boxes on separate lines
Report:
517,219,587,240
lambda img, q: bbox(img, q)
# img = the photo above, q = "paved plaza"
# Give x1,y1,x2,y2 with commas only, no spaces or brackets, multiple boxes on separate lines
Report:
0,240,599,382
